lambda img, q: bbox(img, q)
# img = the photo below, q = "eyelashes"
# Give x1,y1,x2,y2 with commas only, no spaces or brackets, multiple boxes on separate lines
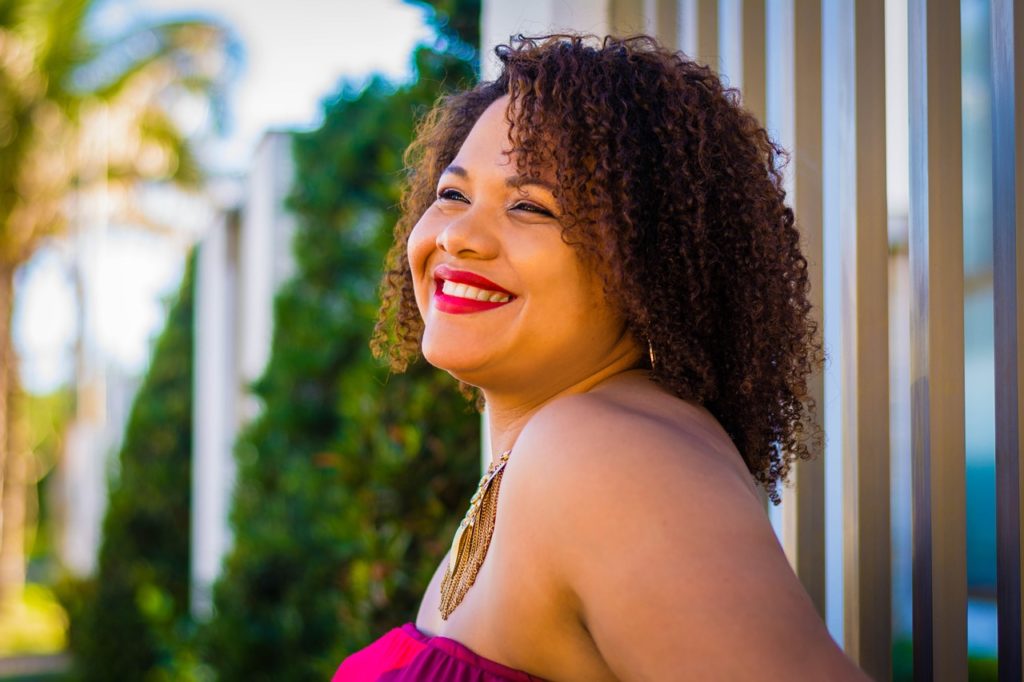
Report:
435,188,555,217
437,188,468,203
513,202,554,217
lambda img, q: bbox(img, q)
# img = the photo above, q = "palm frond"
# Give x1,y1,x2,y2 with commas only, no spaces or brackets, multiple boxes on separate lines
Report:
0,0,231,266
32,0,92,93
82,21,228,95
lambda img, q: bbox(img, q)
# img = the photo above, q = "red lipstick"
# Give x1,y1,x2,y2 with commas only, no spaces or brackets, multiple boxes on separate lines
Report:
432,264,515,314
433,265,513,294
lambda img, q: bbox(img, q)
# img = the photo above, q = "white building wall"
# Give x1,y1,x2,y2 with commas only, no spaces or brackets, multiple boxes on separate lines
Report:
191,210,238,617
190,131,296,617
61,379,136,578
60,417,107,577
239,132,297,423
59,202,145,576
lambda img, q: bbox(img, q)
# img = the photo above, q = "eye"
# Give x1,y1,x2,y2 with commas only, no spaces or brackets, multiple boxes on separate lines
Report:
511,201,554,217
437,188,469,203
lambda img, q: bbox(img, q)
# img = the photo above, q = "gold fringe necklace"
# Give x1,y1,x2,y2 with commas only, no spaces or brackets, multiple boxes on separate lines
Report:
438,449,511,620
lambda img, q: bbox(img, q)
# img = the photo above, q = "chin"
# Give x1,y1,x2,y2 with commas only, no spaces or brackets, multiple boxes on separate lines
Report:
420,334,488,381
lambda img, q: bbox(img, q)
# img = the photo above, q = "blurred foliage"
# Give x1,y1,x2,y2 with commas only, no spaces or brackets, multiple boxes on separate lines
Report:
0,582,67,655
198,24,482,682
411,0,481,61
891,637,998,682
0,0,231,616
0,0,232,266
18,387,73,577
19,389,71,487
59,251,195,682
967,656,999,682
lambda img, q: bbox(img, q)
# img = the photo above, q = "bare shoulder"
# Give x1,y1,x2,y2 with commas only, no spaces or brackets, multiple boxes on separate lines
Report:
501,375,869,681
511,374,761,510
505,377,769,577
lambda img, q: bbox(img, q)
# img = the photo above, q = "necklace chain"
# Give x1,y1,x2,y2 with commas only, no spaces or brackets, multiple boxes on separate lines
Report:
438,449,512,620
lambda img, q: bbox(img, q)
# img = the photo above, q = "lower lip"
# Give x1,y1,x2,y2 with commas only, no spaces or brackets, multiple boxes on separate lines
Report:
433,290,514,314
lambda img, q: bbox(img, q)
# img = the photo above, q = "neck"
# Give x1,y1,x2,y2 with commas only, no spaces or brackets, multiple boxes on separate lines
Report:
481,350,644,468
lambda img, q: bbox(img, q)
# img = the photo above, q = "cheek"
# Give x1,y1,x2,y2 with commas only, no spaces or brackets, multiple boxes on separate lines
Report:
548,251,596,306
563,265,620,330
406,216,436,310
525,250,606,328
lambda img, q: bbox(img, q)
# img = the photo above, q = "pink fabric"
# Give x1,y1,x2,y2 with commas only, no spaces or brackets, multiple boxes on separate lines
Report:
332,622,546,681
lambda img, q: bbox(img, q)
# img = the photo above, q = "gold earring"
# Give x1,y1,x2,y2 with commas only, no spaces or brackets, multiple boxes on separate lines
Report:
648,339,656,369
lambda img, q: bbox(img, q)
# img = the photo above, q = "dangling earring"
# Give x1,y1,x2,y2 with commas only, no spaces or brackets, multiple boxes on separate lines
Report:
648,338,656,370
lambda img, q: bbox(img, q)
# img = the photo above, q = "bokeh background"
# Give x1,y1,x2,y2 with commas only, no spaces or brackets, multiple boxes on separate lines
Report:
0,0,1007,680
1,1,483,679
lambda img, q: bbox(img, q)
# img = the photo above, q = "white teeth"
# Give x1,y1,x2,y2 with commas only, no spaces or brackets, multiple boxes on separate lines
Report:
441,279,510,303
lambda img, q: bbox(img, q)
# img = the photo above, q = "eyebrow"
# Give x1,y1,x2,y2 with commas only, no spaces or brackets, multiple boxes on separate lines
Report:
441,164,558,193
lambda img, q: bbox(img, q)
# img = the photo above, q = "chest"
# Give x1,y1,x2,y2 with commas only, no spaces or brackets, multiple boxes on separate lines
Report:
414,472,618,681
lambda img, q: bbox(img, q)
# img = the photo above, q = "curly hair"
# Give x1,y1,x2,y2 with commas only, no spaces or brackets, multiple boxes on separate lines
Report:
372,34,823,505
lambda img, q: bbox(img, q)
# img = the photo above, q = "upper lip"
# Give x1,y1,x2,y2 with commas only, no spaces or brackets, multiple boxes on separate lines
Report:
432,264,514,296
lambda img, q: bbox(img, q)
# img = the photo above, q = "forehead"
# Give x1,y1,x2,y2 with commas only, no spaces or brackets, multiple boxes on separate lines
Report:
449,95,558,186
450,95,513,167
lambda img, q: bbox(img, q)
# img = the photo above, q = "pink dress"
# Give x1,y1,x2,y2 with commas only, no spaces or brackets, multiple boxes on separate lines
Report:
332,622,547,681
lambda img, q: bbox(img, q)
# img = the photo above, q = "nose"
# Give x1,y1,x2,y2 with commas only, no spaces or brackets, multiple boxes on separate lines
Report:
435,207,498,259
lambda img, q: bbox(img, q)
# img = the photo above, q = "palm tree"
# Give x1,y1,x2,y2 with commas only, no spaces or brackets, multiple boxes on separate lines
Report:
0,0,230,602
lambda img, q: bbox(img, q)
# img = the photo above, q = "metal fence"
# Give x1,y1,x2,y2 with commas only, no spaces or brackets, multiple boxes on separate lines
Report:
480,1,1023,680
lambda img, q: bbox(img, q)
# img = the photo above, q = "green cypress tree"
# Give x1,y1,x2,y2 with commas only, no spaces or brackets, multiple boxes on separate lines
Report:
201,6,484,679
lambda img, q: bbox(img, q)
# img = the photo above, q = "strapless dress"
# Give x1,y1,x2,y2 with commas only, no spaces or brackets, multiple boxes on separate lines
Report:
332,622,547,681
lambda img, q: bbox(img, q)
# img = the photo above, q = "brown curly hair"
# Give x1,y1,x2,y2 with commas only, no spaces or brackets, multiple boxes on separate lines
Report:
372,34,823,505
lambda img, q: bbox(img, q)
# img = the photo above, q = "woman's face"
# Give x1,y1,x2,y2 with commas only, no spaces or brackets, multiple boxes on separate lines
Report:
407,95,637,395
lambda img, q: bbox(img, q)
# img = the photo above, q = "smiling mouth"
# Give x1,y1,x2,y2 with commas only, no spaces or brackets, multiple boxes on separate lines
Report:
432,266,516,314
439,279,511,303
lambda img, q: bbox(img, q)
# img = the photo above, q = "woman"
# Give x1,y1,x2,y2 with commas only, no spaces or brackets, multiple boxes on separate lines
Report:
335,34,870,681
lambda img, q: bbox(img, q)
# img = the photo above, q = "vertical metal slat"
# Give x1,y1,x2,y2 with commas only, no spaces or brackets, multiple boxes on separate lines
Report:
644,0,678,48
781,0,826,620
678,0,719,69
697,0,719,71
740,0,766,125
992,0,1024,679
611,0,645,35
907,0,967,679
841,0,891,677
